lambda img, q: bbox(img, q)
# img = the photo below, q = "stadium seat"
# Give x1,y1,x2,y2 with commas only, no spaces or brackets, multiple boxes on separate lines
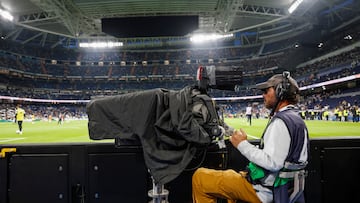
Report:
278,162,307,203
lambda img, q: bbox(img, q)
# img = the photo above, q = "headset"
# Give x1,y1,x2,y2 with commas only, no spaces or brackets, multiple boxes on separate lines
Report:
275,71,291,100
269,71,291,117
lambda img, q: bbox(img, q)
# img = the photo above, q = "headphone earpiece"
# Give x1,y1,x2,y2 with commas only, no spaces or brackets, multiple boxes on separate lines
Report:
275,83,284,99
276,71,291,99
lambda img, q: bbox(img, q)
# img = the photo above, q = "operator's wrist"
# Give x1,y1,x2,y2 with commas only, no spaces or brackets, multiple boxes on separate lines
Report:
237,139,248,150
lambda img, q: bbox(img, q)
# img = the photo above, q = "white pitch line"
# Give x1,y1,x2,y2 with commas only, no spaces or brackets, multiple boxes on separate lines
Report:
0,138,25,143
247,134,260,139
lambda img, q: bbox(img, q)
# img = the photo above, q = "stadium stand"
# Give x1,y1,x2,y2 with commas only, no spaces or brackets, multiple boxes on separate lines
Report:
1,0,360,202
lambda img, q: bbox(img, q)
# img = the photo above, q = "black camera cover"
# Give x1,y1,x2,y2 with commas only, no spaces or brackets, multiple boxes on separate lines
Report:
87,86,222,184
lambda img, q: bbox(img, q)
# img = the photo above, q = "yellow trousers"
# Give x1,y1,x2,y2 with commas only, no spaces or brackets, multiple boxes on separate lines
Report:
192,167,261,203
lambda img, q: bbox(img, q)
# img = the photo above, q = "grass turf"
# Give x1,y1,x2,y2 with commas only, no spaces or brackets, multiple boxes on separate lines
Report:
0,118,359,144
224,118,360,139
0,120,106,144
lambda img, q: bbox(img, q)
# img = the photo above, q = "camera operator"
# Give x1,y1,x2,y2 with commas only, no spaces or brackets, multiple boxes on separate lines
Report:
192,73,309,203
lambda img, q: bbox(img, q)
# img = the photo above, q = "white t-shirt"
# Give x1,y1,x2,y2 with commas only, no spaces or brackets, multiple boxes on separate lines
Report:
245,106,252,115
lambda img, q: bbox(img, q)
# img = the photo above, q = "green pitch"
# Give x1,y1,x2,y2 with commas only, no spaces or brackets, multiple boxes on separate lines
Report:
0,120,110,144
0,118,359,144
224,118,360,139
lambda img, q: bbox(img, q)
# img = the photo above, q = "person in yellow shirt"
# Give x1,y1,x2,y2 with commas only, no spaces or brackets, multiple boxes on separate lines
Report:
338,110,343,122
15,104,25,134
343,109,349,122
334,107,339,121
323,109,329,121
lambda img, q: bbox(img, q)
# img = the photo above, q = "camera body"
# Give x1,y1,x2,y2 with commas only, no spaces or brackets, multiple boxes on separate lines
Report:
196,65,243,91
195,65,239,142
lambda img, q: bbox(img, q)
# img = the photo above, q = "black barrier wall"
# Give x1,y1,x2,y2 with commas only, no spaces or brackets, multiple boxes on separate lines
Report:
1,138,360,203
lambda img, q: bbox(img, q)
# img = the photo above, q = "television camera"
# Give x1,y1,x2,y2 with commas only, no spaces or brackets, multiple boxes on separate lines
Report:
86,65,243,202
195,65,243,145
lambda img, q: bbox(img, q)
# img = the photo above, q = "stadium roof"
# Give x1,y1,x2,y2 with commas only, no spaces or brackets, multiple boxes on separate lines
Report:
0,0,359,49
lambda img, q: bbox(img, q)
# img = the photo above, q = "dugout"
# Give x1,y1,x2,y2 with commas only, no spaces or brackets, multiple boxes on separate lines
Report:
0,137,360,203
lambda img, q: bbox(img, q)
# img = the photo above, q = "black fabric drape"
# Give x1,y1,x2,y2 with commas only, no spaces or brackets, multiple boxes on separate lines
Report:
87,86,213,184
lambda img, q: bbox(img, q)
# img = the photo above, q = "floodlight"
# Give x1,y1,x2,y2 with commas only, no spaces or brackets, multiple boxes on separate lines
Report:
79,41,123,48
190,33,233,43
0,8,14,21
288,0,304,14
344,35,352,40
